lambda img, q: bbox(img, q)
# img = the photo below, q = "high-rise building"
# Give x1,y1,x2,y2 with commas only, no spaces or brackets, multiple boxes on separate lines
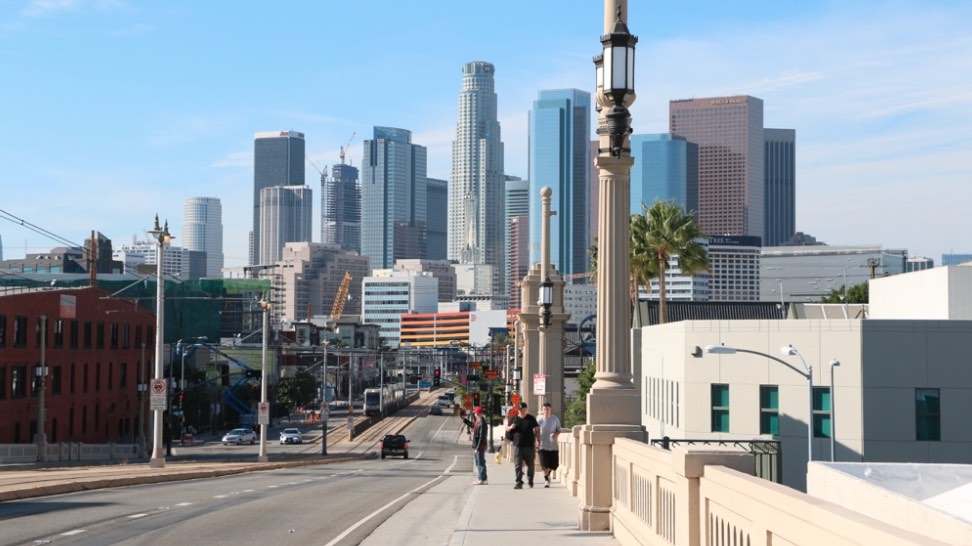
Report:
321,163,361,253
252,130,305,265
361,127,428,270
528,89,591,278
258,185,313,266
394,259,456,302
450,61,505,293
273,241,370,325
362,269,439,347
629,133,698,214
942,253,972,266
764,128,796,247
670,96,764,238
182,197,223,277
707,235,761,301
426,178,448,260
505,177,529,302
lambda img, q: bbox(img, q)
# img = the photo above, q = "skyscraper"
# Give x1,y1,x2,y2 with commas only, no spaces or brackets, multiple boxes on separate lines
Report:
321,163,361,253
252,130,305,265
450,61,505,292
182,197,224,277
630,133,698,215
258,185,312,265
426,178,448,260
505,177,530,306
528,89,591,278
361,126,428,270
764,129,796,247
670,96,764,238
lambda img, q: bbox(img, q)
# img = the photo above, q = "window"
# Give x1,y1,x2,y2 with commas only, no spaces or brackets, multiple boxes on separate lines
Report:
119,362,128,388
0,314,6,346
110,323,119,349
916,388,941,441
760,385,779,435
0,367,5,399
11,366,27,398
83,322,92,349
70,320,79,349
54,319,64,348
13,316,27,347
52,366,62,395
812,387,832,438
96,322,105,349
711,384,729,432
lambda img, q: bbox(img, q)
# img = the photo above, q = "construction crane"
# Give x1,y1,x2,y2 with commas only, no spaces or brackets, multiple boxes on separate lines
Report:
305,154,327,181
339,131,356,165
330,271,352,321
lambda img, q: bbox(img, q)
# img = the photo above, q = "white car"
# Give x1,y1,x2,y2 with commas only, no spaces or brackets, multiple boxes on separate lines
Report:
221,428,256,445
279,428,302,444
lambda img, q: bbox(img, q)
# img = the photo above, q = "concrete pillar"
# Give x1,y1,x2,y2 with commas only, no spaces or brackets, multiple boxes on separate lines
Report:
577,0,646,531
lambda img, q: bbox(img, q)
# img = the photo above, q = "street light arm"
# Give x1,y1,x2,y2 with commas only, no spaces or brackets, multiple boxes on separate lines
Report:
734,348,810,380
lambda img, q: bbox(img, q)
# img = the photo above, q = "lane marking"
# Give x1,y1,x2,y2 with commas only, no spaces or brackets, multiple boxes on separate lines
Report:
127,513,149,519
213,495,228,499
175,502,193,507
61,530,86,536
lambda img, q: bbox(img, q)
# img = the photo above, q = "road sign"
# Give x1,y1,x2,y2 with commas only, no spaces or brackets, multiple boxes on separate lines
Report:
258,402,270,425
511,393,521,407
533,374,546,395
418,379,432,389
484,370,499,380
150,379,167,410
320,402,330,421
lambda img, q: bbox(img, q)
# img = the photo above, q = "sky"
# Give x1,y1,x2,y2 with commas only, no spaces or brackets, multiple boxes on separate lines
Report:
1,0,970,270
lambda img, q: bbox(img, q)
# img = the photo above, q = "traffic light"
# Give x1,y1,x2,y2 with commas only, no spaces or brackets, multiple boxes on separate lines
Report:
433,368,441,387
472,392,480,407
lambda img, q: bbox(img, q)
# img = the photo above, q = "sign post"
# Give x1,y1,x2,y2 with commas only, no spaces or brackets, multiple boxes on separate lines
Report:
150,379,167,411
533,374,546,396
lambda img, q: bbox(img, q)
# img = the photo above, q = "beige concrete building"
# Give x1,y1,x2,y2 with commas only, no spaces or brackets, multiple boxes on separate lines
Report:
870,263,972,319
274,242,369,326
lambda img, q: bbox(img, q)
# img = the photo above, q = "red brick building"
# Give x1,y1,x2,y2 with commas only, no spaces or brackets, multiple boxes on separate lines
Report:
0,288,156,444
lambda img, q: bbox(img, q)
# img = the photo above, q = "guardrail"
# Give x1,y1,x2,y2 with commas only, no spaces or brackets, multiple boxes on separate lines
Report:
0,443,140,464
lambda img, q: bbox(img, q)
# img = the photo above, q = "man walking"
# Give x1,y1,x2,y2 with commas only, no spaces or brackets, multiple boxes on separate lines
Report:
505,402,540,489
471,406,488,485
537,402,561,488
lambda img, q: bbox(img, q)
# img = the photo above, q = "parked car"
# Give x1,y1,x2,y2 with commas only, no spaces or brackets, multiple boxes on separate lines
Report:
221,428,256,445
380,434,409,459
279,428,302,444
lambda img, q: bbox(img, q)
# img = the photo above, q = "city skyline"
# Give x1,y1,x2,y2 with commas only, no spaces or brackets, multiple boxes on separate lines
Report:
1,1,970,270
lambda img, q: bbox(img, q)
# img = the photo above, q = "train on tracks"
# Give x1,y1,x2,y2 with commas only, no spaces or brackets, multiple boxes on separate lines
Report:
363,383,406,417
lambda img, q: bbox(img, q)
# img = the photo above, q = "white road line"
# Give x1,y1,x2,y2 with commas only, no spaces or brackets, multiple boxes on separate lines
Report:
127,513,149,519
60,530,86,536
213,495,228,498
175,502,193,507
322,464,454,546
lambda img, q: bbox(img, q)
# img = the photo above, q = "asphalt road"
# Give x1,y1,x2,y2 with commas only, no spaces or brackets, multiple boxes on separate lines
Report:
0,410,472,546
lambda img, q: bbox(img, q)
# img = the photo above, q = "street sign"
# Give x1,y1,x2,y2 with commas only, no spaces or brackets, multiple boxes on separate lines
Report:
320,402,330,422
150,378,167,410
418,379,432,389
511,393,521,407
258,402,270,425
533,374,546,395
484,370,499,380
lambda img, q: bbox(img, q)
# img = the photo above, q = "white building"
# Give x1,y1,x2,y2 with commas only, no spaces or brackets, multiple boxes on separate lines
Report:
362,269,438,347
563,283,595,327
760,245,907,303
114,239,188,277
638,266,972,492
707,235,761,301
182,197,223,278
258,185,312,266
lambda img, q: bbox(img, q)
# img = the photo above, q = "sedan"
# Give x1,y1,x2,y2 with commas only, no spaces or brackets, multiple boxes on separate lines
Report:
279,428,302,444
222,428,256,445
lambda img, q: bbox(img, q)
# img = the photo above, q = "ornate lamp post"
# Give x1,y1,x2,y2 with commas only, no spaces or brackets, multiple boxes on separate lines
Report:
148,214,172,468
258,298,271,462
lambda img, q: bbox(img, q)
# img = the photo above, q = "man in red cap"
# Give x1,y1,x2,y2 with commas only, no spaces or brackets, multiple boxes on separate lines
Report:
471,406,488,485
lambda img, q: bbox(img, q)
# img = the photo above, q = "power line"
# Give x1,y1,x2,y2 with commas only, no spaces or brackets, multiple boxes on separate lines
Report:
0,208,83,250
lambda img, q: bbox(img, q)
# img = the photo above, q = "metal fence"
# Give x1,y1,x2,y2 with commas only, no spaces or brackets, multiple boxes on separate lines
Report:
650,436,782,483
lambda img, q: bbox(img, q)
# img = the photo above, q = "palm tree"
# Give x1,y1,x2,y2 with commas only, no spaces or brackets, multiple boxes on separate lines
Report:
632,200,709,324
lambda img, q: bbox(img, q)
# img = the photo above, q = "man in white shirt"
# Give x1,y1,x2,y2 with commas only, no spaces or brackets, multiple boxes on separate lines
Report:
536,402,561,488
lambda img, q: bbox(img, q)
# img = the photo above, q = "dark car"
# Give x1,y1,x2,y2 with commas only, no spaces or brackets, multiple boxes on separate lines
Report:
380,434,409,459
429,405,444,416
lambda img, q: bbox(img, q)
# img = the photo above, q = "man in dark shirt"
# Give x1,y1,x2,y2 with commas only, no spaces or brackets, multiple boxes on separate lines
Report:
505,402,540,489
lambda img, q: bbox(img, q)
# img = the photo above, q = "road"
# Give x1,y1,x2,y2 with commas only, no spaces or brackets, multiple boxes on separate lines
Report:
0,405,474,546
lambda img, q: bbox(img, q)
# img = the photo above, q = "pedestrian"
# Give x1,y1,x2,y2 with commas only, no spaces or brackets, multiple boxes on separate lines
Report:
504,402,540,489
537,402,561,488
471,406,489,485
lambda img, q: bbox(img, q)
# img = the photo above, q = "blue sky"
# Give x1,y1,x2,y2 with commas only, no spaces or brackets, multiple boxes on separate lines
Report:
1,0,970,270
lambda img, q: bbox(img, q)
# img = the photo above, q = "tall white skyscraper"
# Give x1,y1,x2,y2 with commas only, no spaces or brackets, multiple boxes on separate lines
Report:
259,185,312,265
252,130,305,265
449,61,505,294
182,197,223,277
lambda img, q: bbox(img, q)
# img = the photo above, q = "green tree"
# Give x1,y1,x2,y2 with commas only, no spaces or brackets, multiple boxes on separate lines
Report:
564,362,596,428
633,200,709,324
822,282,868,304
276,370,318,410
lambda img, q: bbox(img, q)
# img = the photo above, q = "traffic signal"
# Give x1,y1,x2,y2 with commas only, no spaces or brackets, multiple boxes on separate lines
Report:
433,369,441,387
472,392,480,407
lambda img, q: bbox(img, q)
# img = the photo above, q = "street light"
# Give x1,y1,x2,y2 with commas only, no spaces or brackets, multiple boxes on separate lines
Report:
596,5,637,157
828,358,840,461
703,343,813,462
257,298,271,462
148,214,172,469
538,277,553,328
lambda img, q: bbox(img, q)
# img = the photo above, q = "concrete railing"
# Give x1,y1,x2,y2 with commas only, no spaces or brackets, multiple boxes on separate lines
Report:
0,443,139,464
607,438,950,546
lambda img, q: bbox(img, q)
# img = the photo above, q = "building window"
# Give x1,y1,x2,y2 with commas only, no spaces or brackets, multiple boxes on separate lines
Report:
83,322,92,349
916,388,941,441
110,323,119,349
83,363,89,393
0,314,6,346
760,385,779,435
70,320,79,349
119,362,128,388
135,325,143,347
13,316,27,347
54,319,64,348
96,322,105,349
0,367,5,399
52,366,62,395
812,387,832,438
711,384,729,432
11,366,27,398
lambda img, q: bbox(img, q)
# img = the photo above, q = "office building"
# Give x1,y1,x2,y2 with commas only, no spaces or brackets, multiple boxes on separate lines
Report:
273,241,370,325
760,245,905,303
361,127,428,269
942,253,972,266
258,185,313,266
707,235,761,301
764,129,796,247
362,269,438,347
251,130,305,265
630,134,698,215
182,197,223,277
449,61,505,293
426,178,448,260
528,89,591,278
508,216,529,310
670,96,764,238
321,163,361,254
394,259,456,302
905,256,934,272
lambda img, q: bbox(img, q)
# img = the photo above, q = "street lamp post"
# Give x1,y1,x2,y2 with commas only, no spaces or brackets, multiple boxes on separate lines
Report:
148,214,172,468
33,315,49,461
258,298,271,462
829,358,840,461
